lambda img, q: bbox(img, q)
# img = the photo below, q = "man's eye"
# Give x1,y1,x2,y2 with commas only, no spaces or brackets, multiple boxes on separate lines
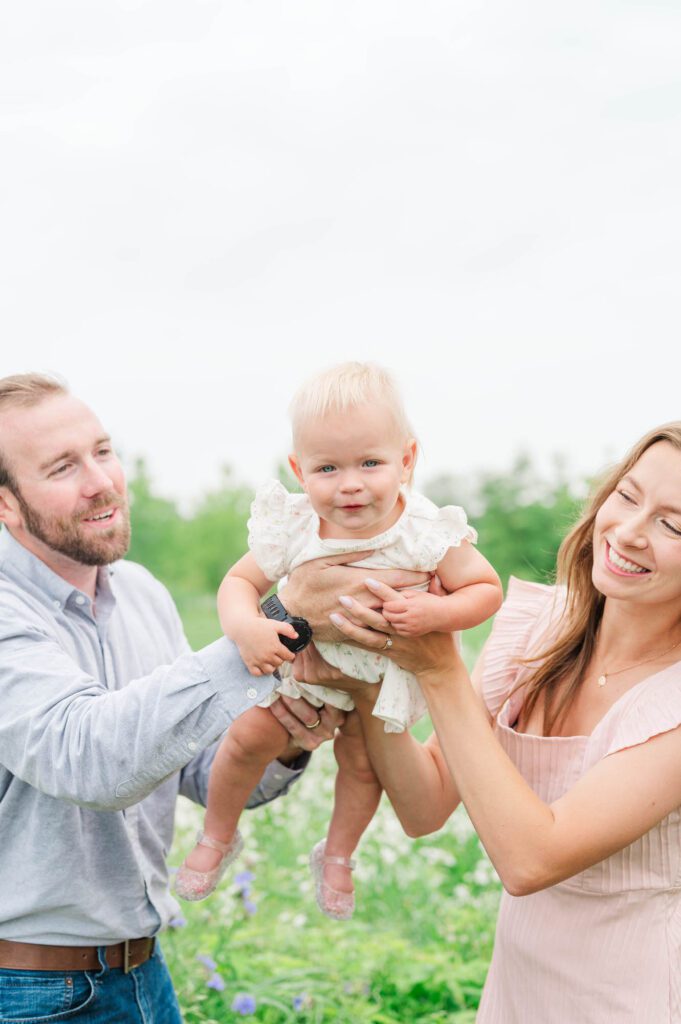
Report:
50,464,70,477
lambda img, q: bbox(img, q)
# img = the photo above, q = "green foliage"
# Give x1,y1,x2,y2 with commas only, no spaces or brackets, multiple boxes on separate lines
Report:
127,453,587,599
425,454,583,589
165,747,498,1023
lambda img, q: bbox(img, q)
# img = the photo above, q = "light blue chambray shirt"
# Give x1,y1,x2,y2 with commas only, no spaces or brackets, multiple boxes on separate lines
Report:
0,529,306,945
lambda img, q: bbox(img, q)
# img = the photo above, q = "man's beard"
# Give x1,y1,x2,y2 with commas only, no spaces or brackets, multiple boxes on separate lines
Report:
16,490,131,566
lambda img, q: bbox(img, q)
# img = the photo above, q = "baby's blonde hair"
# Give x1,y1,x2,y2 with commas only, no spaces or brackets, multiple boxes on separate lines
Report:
289,361,414,444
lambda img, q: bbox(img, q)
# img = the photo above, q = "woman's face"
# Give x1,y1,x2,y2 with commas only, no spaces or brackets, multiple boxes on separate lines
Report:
592,441,681,608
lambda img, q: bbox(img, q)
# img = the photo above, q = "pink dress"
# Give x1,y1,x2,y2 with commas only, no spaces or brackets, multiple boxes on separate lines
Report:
477,577,681,1024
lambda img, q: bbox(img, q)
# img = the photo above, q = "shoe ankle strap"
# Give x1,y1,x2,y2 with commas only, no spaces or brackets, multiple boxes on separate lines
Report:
195,831,233,855
322,853,356,871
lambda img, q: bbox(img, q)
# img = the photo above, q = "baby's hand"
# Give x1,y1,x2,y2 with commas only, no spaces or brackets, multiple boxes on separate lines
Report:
382,590,446,636
235,617,299,676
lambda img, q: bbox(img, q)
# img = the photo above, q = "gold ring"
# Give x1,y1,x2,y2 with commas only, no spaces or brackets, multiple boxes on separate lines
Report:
305,716,322,730
380,637,393,651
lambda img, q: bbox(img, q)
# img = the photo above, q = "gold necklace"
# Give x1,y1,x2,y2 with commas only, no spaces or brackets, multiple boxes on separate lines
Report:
596,637,681,687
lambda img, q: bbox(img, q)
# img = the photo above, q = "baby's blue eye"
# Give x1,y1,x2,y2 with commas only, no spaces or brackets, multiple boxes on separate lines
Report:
363,459,380,468
317,465,335,473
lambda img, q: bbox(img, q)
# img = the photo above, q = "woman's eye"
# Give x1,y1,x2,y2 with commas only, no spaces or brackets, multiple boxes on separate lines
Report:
616,489,635,504
662,519,681,537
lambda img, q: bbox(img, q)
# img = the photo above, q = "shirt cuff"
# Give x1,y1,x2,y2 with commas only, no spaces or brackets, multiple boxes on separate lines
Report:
245,753,311,808
195,637,275,720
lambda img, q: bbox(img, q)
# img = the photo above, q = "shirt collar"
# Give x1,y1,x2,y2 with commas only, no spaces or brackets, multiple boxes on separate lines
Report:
0,527,115,610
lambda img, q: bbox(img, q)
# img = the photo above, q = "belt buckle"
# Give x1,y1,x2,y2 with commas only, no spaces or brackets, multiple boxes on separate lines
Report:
122,939,132,975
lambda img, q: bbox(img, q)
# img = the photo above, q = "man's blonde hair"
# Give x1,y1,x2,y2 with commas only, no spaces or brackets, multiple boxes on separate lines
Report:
289,362,414,445
0,373,68,491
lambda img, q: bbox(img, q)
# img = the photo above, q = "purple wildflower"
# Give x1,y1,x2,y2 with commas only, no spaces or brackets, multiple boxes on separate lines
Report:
234,870,255,888
231,992,257,1015
292,992,310,1011
243,898,257,916
168,914,187,928
206,972,226,991
196,954,217,971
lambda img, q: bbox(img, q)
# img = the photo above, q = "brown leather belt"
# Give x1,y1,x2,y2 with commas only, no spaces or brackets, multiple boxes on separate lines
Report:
0,937,156,973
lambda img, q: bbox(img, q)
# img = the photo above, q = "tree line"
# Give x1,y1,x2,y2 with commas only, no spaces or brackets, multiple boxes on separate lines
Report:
127,455,590,597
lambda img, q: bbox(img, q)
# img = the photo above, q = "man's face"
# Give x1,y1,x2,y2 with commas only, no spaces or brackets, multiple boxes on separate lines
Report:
0,393,130,567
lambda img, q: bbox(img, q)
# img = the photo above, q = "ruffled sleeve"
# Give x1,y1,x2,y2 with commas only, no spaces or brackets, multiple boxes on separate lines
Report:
400,492,478,571
596,669,681,761
480,577,562,718
247,480,302,582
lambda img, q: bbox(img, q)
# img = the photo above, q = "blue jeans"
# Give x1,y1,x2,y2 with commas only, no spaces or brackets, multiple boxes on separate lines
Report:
0,943,183,1023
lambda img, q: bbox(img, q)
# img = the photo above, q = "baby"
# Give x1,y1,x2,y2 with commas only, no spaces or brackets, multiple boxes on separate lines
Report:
175,362,502,918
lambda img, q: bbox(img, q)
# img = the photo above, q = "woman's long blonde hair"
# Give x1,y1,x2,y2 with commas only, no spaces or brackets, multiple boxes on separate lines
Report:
521,422,681,736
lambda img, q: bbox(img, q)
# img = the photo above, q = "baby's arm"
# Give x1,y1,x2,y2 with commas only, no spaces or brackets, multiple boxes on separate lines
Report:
218,554,299,676
382,544,502,637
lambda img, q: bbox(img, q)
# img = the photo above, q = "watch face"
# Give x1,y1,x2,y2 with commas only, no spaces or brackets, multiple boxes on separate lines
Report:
279,618,313,653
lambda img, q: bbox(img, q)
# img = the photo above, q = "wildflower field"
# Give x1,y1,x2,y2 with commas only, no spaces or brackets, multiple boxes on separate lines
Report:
164,600,500,1023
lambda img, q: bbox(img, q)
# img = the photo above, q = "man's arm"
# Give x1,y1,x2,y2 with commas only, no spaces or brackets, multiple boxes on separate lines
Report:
0,604,275,811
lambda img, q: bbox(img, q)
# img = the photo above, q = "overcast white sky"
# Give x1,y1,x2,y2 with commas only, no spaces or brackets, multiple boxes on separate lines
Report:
2,1,680,505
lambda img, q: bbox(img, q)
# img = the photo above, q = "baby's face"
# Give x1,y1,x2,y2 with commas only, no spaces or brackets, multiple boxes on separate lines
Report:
290,403,416,539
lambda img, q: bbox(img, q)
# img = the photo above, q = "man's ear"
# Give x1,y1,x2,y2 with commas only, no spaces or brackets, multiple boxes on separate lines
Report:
288,454,306,490
401,438,418,482
0,487,21,530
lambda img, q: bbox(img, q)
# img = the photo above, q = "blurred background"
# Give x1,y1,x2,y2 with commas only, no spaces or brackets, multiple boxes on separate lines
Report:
2,2,679,1020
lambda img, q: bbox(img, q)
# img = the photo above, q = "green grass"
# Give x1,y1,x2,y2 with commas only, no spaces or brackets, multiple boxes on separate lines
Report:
164,596,499,1022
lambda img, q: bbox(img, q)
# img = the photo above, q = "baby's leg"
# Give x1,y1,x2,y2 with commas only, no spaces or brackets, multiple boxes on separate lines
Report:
321,710,382,904
185,706,289,874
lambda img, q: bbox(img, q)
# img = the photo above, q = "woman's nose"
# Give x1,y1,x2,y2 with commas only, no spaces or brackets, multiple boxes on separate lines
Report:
613,514,648,550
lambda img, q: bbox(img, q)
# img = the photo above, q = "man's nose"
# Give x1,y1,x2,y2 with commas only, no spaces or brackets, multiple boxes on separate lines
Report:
81,459,115,496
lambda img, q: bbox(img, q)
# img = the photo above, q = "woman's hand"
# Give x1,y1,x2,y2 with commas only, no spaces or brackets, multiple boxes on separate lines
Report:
329,579,462,682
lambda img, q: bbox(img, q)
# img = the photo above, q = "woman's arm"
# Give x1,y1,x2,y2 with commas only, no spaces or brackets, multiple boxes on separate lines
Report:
291,642,464,836
330,583,681,896
382,544,503,635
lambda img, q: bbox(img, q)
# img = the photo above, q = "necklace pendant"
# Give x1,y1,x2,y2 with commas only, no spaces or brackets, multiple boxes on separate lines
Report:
597,674,607,687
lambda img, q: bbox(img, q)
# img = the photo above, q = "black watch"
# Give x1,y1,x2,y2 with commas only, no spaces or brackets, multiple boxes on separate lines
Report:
261,595,313,653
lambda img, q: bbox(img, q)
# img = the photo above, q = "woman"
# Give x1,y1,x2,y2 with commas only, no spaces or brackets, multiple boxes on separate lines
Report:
294,423,681,1023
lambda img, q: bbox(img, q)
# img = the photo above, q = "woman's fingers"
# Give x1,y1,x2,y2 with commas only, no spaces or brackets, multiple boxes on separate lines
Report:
338,595,395,633
329,611,391,650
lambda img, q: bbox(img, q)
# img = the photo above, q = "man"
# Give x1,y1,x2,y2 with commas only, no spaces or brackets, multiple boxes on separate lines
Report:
0,373,397,1022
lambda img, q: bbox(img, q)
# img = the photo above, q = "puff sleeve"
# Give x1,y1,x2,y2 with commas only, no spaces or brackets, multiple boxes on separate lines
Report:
247,480,297,582
479,577,562,718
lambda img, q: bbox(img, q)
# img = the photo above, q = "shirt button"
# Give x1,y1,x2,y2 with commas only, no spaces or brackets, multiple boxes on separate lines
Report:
75,595,86,606
187,741,197,752
53,599,61,608
273,772,283,780
246,687,258,700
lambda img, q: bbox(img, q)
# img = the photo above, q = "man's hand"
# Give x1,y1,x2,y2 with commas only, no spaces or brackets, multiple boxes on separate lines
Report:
282,552,430,640
269,694,346,754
